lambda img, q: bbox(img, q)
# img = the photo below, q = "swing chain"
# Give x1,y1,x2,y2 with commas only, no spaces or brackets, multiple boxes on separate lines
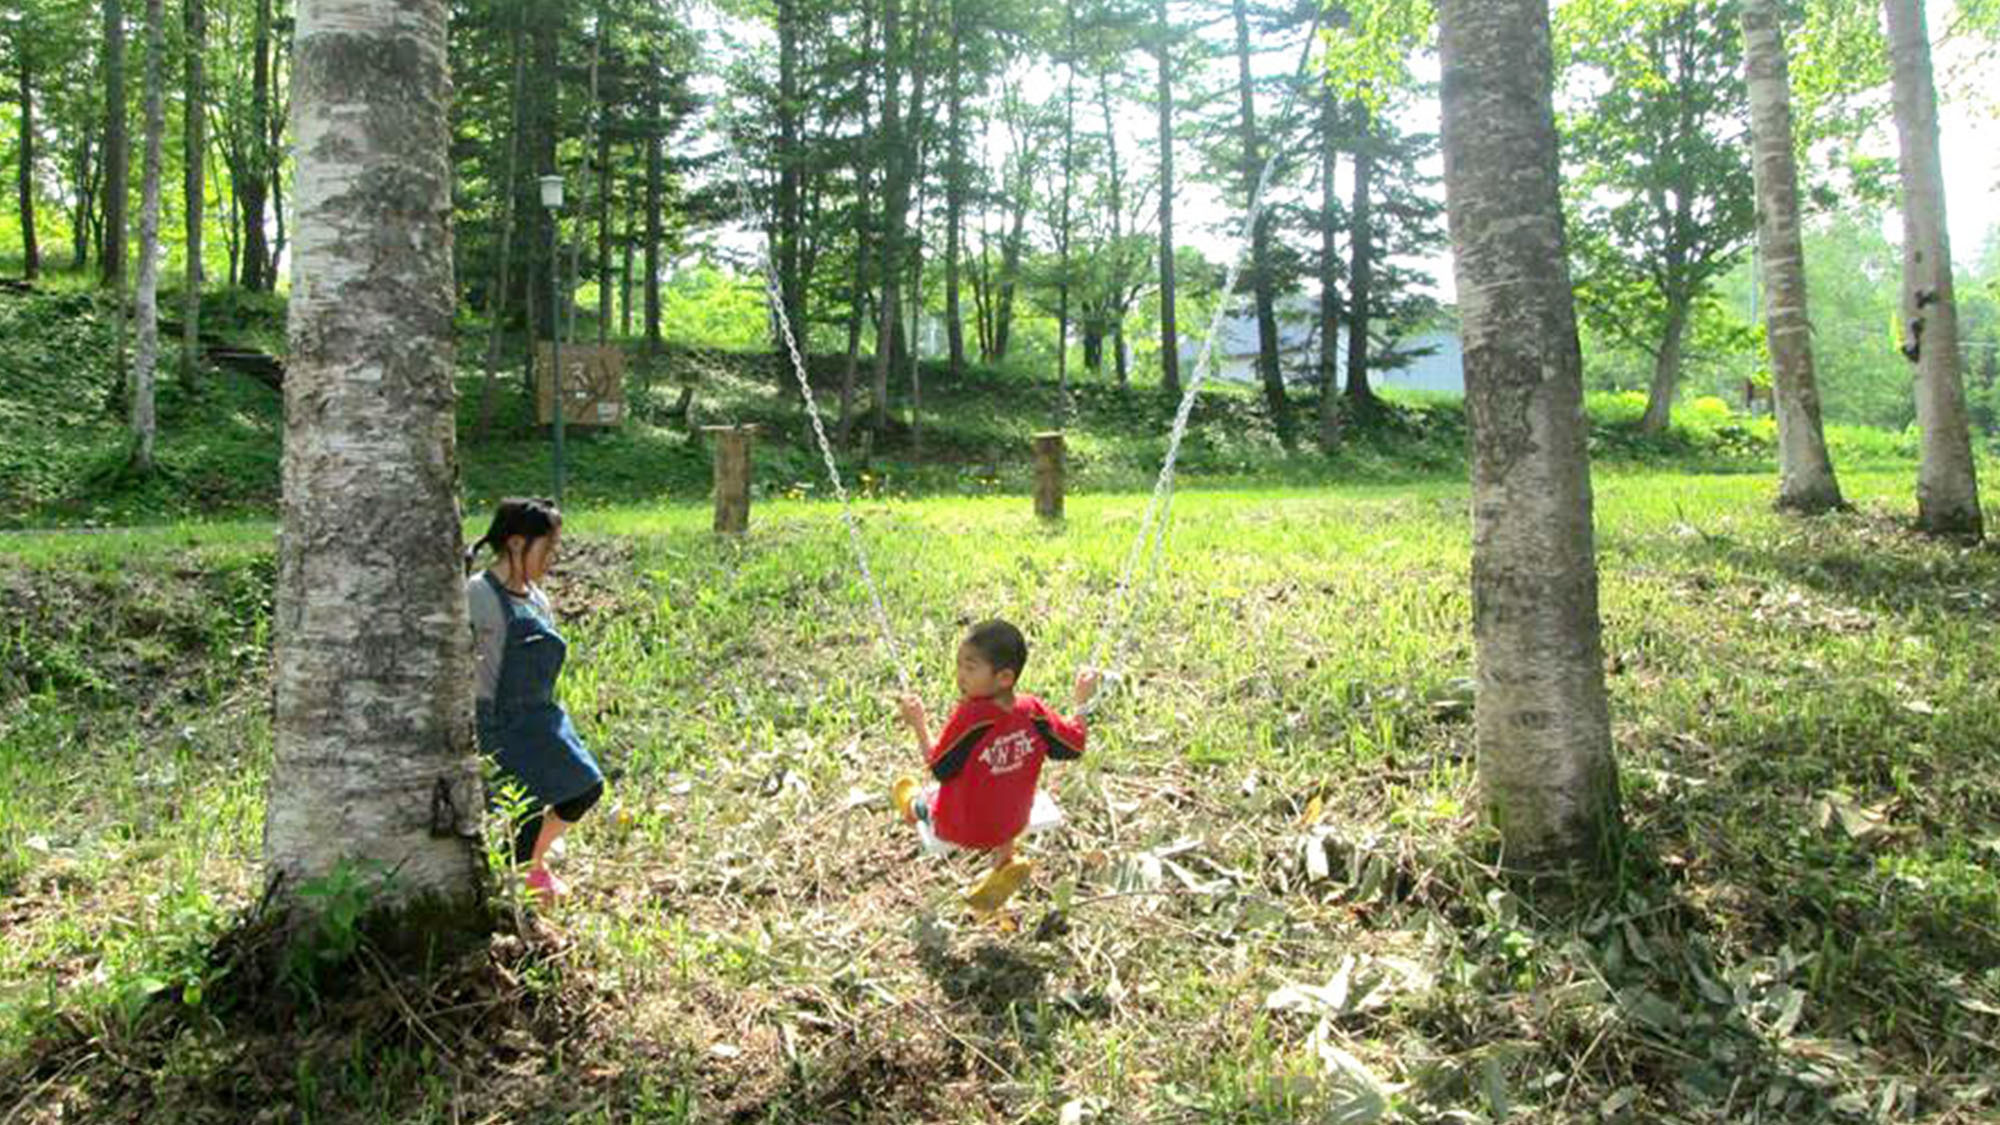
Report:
1077,17,1324,718
715,109,913,699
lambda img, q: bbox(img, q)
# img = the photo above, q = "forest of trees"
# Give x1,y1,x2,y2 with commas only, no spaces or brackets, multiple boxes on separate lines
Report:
0,0,1996,454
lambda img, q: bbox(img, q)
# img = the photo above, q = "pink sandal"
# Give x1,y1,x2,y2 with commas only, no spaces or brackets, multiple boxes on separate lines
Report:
525,867,569,907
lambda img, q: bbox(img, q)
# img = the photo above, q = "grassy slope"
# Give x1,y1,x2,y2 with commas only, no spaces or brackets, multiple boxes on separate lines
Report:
3,467,1997,1123
0,279,1939,530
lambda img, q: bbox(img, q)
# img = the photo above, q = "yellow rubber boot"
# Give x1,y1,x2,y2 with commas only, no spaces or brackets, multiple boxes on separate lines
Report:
965,858,1033,914
891,776,921,823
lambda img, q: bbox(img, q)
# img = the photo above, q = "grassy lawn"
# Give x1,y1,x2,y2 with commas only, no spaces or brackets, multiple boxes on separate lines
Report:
2,465,1997,1123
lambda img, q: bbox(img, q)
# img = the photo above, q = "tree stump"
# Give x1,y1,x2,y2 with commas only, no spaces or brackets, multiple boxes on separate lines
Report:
705,425,754,534
1033,432,1065,522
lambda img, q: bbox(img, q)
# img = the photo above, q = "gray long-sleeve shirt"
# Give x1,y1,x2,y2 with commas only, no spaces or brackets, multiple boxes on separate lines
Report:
466,572,553,704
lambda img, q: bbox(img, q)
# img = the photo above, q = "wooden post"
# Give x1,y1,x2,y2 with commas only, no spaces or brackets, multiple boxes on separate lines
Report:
705,425,753,534
1033,431,1065,521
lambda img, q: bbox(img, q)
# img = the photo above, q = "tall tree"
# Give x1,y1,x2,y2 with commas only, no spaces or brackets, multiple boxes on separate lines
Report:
776,0,805,381
271,0,483,905
590,3,611,347
1316,78,1341,450
1440,0,1622,867
238,0,273,291
1344,104,1377,410
1741,0,1842,512
101,0,127,291
1884,0,1981,537
943,0,967,380
182,0,205,391
1055,0,1076,408
643,46,663,369
129,0,164,472
870,0,907,434
12,17,38,281
476,0,528,439
1561,0,1754,433
1230,0,1290,442
1153,0,1181,397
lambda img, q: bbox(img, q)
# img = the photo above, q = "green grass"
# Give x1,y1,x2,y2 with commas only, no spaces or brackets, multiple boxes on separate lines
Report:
3,467,1998,1122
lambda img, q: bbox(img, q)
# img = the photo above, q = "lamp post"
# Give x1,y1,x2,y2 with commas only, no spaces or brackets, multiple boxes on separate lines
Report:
538,173,566,506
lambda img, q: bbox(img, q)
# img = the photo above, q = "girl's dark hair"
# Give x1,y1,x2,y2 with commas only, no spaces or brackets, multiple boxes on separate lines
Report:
465,498,562,573
965,619,1029,678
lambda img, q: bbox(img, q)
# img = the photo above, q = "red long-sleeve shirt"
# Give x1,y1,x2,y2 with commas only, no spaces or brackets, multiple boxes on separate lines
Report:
926,694,1086,850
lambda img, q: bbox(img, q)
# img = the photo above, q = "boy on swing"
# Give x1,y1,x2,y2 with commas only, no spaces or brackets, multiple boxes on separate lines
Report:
894,620,1100,912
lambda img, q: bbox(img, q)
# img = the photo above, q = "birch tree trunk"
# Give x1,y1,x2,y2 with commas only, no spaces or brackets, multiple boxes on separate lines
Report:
129,0,165,473
1440,0,1622,870
269,0,484,908
1741,0,1843,512
1884,0,1982,538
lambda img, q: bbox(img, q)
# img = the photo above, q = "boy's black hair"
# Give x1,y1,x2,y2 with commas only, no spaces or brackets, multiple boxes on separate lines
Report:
466,498,562,573
965,619,1029,678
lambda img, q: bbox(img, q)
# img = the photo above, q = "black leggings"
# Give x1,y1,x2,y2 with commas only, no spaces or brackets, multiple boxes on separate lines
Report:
512,781,605,864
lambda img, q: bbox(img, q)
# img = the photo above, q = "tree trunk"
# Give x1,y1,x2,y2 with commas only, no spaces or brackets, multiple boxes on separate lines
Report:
477,0,528,442
1099,76,1129,391
910,178,926,455
101,0,127,291
527,1,560,342
239,0,272,291
995,197,1025,361
130,0,164,473
71,128,95,270
1638,299,1689,432
1439,0,1621,871
16,46,38,281
1155,0,1181,398
644,50,663,370
1232,0,1289,442
839,4,876,445
777,0,805,388
272,0,484,908
591,5,611,347
620,200,634,337
870,0,906,435
1740,0,1842,513
181,0,205,391
1345,105,1378,410
1884,0,1982,538
944,0,966,380
1056,0,1076,405
1318,83,1341,451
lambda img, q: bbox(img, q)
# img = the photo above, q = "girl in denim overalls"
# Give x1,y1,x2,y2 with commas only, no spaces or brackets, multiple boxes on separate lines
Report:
465,498,604,907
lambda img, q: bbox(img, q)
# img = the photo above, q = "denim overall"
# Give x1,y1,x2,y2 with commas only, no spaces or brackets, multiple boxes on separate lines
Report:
475,572,603,807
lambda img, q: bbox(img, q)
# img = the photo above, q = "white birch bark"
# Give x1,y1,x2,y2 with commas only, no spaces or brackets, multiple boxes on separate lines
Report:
1742,0,1843,512
1884,0,1982,538
267,0,483,908
1439,0,1622,869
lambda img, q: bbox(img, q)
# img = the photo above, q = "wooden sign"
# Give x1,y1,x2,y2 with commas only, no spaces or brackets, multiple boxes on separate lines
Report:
534,344,626,427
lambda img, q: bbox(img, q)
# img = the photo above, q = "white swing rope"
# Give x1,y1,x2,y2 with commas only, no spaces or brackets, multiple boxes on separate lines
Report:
1076,17,1324,716
695,7,1322,715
